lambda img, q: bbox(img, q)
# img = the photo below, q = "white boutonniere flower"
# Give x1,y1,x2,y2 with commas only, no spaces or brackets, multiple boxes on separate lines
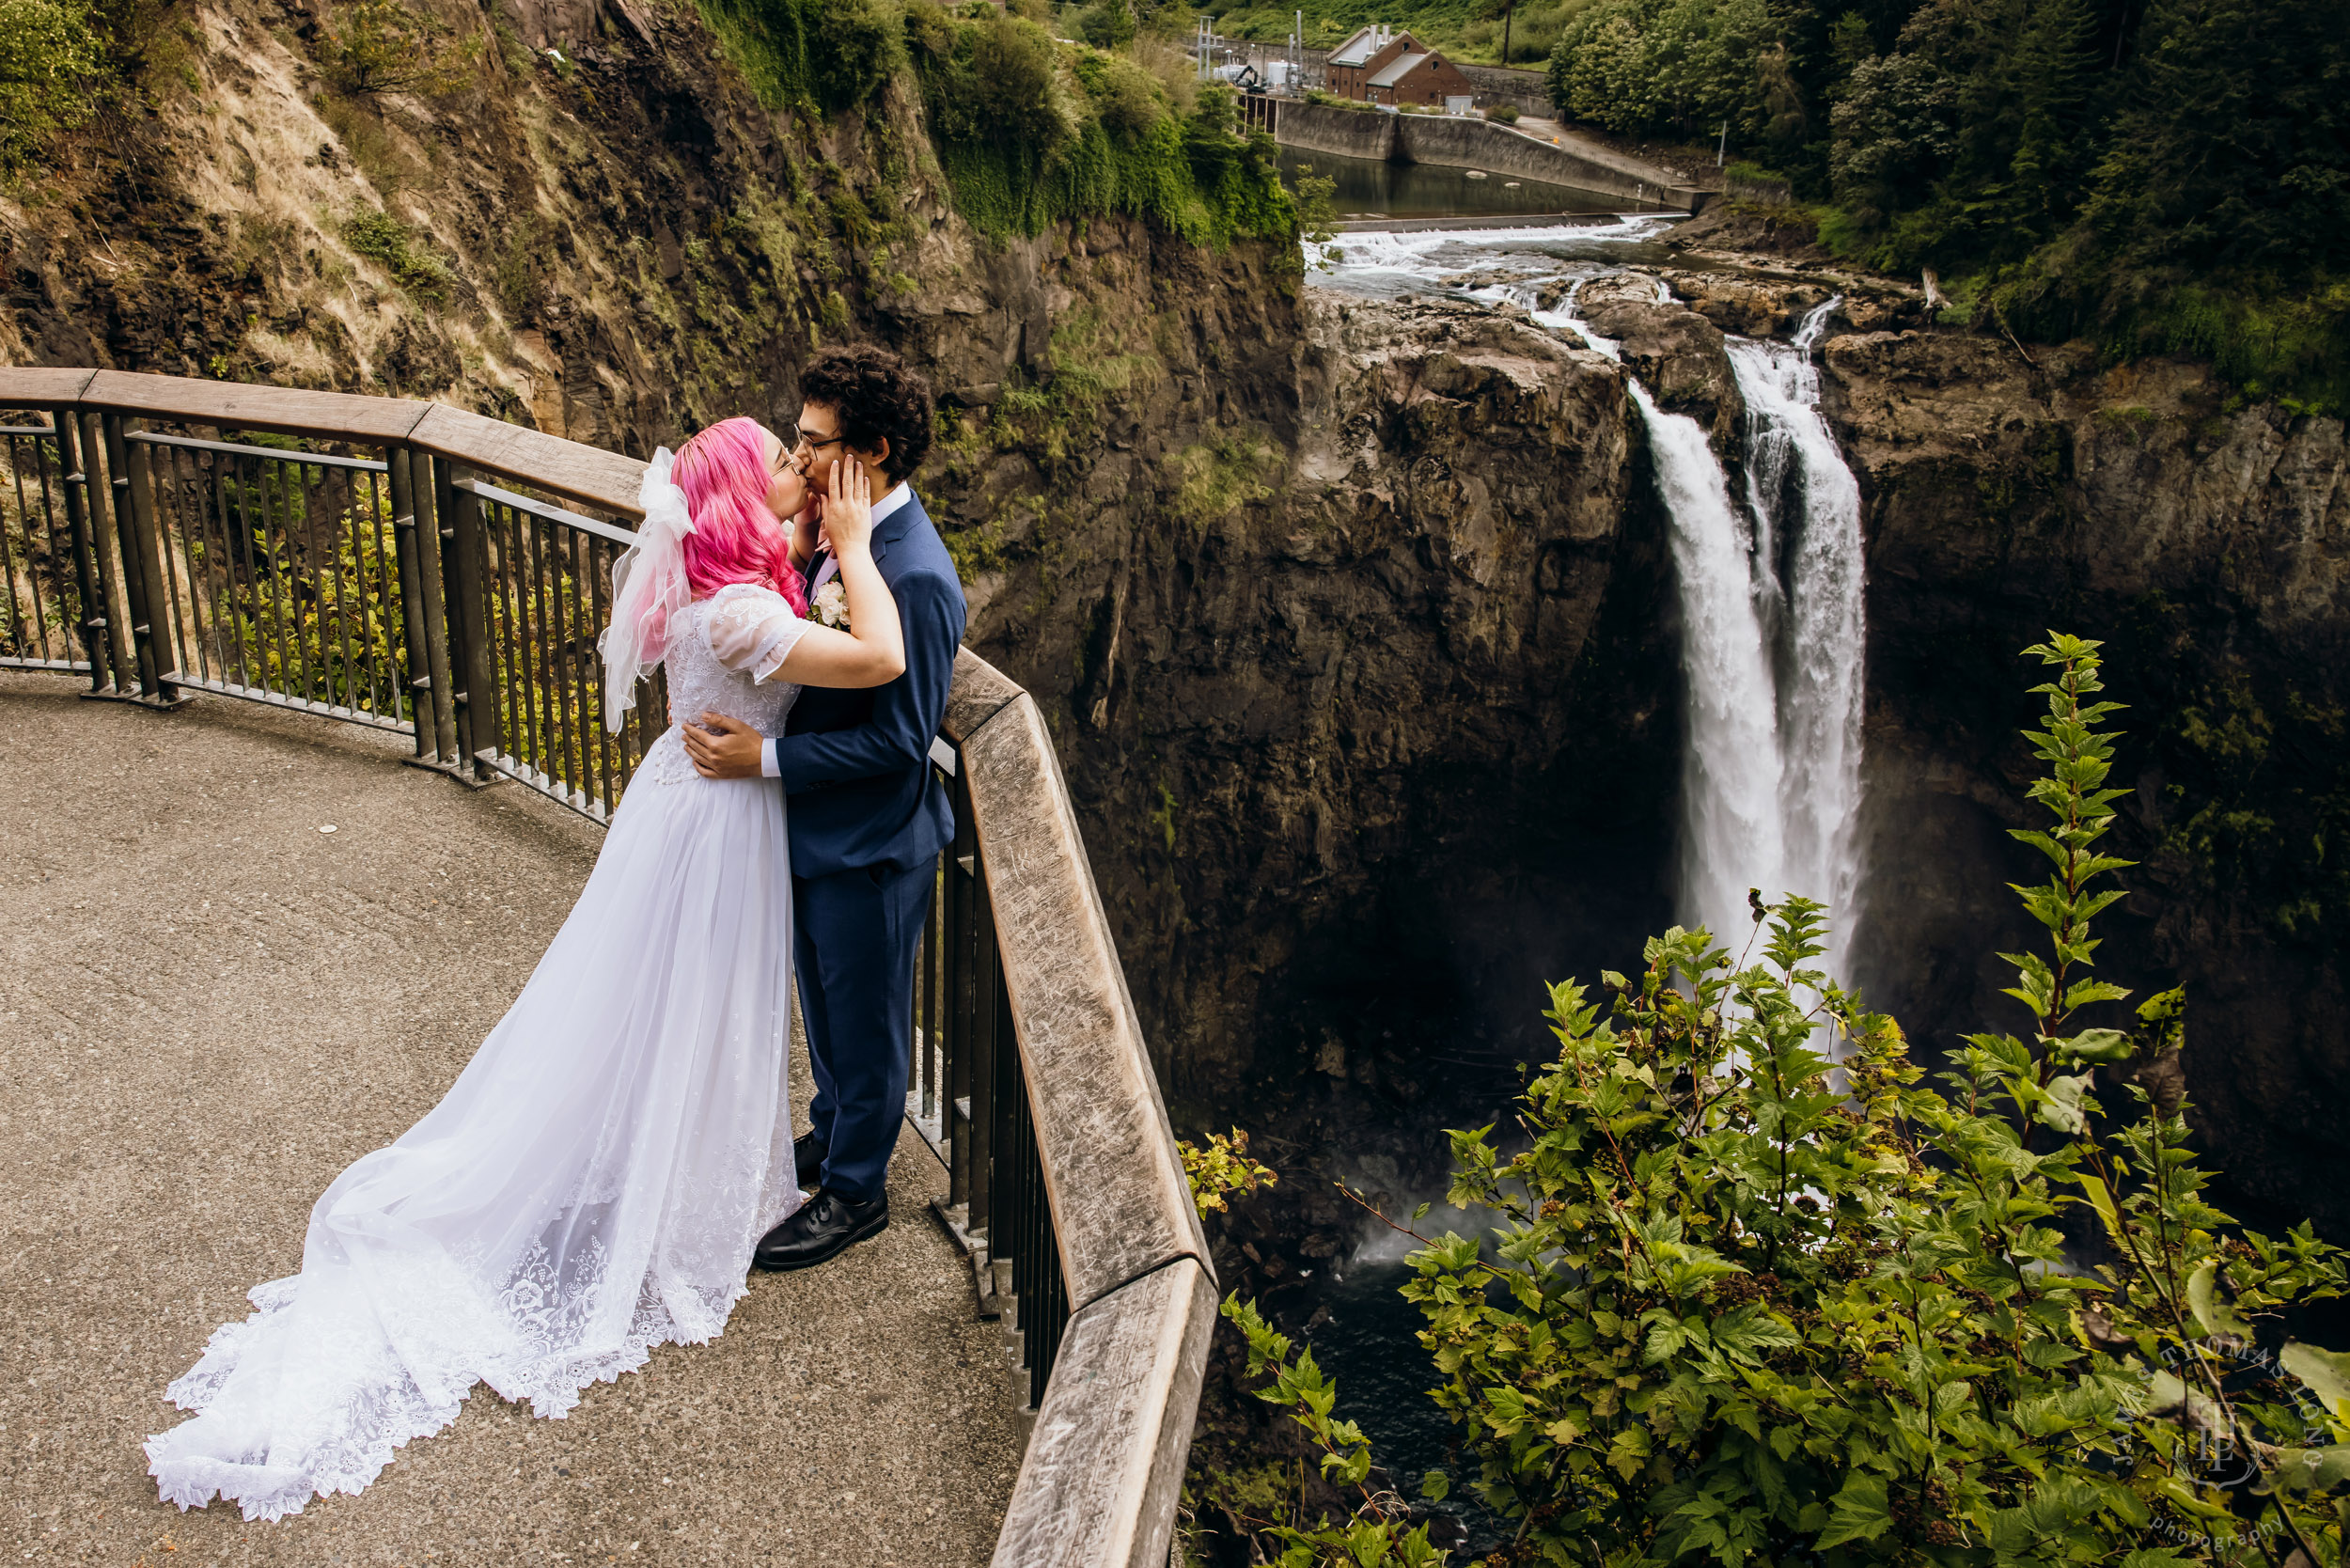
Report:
811,578,850,631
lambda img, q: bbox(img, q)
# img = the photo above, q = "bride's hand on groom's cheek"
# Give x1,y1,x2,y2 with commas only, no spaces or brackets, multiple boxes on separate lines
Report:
682,713,765,779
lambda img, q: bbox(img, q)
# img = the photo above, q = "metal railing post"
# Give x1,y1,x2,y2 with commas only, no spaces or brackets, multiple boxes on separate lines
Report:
72,411,137,694
968,847,1001,1266
948,767,980,1225
406,449,460,765
386,448,435,756
437,458,499,781
105,415,178,702
51,405,110,694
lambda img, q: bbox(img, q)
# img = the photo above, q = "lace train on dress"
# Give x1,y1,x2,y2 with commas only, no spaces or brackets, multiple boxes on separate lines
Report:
147,584,809,1521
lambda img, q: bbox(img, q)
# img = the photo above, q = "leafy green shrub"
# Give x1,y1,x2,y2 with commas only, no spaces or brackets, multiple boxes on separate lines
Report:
1180,1128,1278,1216
0,0,103,170
1076,47,1162,139
341,210,454,303
910,18,1292,244
1483,100,1518,122
1222,635,2350,1565
695,0,904,112
1074,0,1133,49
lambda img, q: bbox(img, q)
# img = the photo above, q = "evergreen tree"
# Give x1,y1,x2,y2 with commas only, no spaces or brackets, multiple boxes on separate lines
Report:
2085,0,2349,279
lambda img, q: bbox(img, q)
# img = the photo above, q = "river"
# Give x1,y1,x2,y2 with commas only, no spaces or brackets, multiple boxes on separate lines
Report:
1277,147,1630,223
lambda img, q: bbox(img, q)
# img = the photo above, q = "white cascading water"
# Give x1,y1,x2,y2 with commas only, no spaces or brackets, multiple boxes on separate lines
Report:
1535,290,1868,974
1726,303,1868,968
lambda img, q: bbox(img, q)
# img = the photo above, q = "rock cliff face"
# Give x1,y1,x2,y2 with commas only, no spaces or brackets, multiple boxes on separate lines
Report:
1818,330,2350,1235
957,291,1680,1137
4,0,1072,447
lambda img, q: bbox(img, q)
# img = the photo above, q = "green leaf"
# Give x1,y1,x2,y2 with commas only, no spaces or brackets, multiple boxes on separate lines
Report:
2186,1261,2254,1340
2264,1443,2350,1496
1710,1304,1801,1362
1419,1468,1450,1501
1813,1472,1893,1550
2036,1070,2093,1134
2283,1339,2350,1418
2056,1027,2134,1063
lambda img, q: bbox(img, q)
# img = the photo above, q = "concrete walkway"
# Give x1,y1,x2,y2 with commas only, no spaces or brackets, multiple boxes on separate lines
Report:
0,674,1022,1567
1504,117,1700,190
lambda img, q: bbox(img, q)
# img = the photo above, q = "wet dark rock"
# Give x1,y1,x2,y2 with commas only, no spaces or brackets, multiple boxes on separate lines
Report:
1579,295,1745,447
1822,329,2350,1237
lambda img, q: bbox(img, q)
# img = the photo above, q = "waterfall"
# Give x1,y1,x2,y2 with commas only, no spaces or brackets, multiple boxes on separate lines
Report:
1537,291,1868,974
1632,380,1789,950
1726,302,1868,970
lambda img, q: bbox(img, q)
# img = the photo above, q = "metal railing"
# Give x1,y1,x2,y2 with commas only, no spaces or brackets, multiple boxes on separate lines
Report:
930,755,1072,1406
2,370,1207,1566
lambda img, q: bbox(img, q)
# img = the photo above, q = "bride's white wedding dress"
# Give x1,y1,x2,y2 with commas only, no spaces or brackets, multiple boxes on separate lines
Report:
147,582,812,1522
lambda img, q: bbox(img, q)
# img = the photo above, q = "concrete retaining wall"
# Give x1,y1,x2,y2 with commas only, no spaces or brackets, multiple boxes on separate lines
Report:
1273,101,1701,211
1271,100,1397,161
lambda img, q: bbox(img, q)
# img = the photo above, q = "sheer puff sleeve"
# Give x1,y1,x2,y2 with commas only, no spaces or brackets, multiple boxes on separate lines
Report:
703,585,808,683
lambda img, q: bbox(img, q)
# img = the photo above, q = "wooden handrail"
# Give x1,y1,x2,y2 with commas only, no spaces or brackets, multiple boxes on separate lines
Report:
3,370,646,518
0,368,1216,1563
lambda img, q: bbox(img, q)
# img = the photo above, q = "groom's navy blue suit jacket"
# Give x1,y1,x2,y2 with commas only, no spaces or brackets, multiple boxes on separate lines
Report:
776,490,966,879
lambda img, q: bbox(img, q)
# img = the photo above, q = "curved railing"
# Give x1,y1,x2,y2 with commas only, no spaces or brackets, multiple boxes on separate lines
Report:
0,368,1214,1565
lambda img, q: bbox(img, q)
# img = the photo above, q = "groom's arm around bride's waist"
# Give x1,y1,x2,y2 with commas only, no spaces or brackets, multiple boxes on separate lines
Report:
773,565,964,792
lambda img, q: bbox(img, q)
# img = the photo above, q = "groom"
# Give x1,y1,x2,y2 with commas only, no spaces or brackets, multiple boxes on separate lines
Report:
683,344,967,1272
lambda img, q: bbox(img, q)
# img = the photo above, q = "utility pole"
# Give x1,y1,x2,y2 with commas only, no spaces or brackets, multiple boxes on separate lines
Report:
1716,119,1728,166
1500,0,1513,66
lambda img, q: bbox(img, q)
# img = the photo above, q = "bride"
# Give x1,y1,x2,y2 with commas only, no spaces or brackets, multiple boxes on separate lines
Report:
144,417,906,1523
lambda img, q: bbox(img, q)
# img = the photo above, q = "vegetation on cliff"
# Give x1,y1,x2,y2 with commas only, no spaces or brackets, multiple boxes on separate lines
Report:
1191,638,2350,1564
1543,0,2347,410
689,0,1295,242
908,9,1295,242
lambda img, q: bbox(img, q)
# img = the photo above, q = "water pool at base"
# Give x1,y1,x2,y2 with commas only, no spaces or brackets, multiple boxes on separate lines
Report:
1305,1260,1510,1550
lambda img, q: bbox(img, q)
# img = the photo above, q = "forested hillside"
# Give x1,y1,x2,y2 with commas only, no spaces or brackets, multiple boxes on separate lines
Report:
1548,0,2345,408
1193,0,2345,407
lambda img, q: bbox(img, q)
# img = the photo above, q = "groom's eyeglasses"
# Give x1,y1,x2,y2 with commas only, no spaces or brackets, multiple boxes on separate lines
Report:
790,426,850,460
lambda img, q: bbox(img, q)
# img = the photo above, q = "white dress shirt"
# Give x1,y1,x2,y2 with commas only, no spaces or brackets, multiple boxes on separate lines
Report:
761,479,913,777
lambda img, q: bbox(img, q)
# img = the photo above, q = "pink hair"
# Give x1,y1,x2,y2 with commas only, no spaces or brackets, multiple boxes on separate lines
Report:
671,416,807,617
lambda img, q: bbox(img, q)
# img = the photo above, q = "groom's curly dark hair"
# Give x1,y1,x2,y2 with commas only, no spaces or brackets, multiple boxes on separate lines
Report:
798,345,933,484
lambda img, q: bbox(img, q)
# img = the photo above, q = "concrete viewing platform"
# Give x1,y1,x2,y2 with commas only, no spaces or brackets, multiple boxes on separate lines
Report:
0,674,1024,1566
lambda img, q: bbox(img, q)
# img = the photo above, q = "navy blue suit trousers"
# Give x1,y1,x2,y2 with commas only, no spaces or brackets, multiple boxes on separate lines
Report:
792,857,935,1203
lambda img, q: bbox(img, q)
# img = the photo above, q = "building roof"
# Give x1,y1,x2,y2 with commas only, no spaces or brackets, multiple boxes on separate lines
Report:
1368,51,1434,87
1329,26,1384,66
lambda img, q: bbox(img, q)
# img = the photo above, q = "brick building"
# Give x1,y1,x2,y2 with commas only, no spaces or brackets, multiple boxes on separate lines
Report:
1324,24,1476,110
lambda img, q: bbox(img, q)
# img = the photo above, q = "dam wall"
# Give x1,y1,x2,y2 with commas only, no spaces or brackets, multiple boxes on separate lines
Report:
1272,102,1705,212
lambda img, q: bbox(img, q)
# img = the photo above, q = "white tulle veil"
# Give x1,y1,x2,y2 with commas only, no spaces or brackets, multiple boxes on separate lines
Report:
599,447,696,733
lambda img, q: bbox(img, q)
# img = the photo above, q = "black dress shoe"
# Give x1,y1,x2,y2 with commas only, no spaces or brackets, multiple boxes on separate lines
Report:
753,1190,887,1272
791,1131,827,1188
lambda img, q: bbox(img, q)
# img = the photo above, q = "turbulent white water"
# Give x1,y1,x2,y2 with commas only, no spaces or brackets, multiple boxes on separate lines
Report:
1726,303,1869,969
1523,289,1867,965
1317,239,1870,978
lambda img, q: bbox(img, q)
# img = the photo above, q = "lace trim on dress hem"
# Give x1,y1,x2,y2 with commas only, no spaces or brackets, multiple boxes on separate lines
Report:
146,1273,754,1522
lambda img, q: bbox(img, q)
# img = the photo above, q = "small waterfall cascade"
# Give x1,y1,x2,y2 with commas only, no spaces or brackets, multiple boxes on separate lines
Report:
1531,289,1870,976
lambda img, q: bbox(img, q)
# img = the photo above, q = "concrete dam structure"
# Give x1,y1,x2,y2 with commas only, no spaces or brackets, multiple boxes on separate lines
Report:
1269,101,1708,213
